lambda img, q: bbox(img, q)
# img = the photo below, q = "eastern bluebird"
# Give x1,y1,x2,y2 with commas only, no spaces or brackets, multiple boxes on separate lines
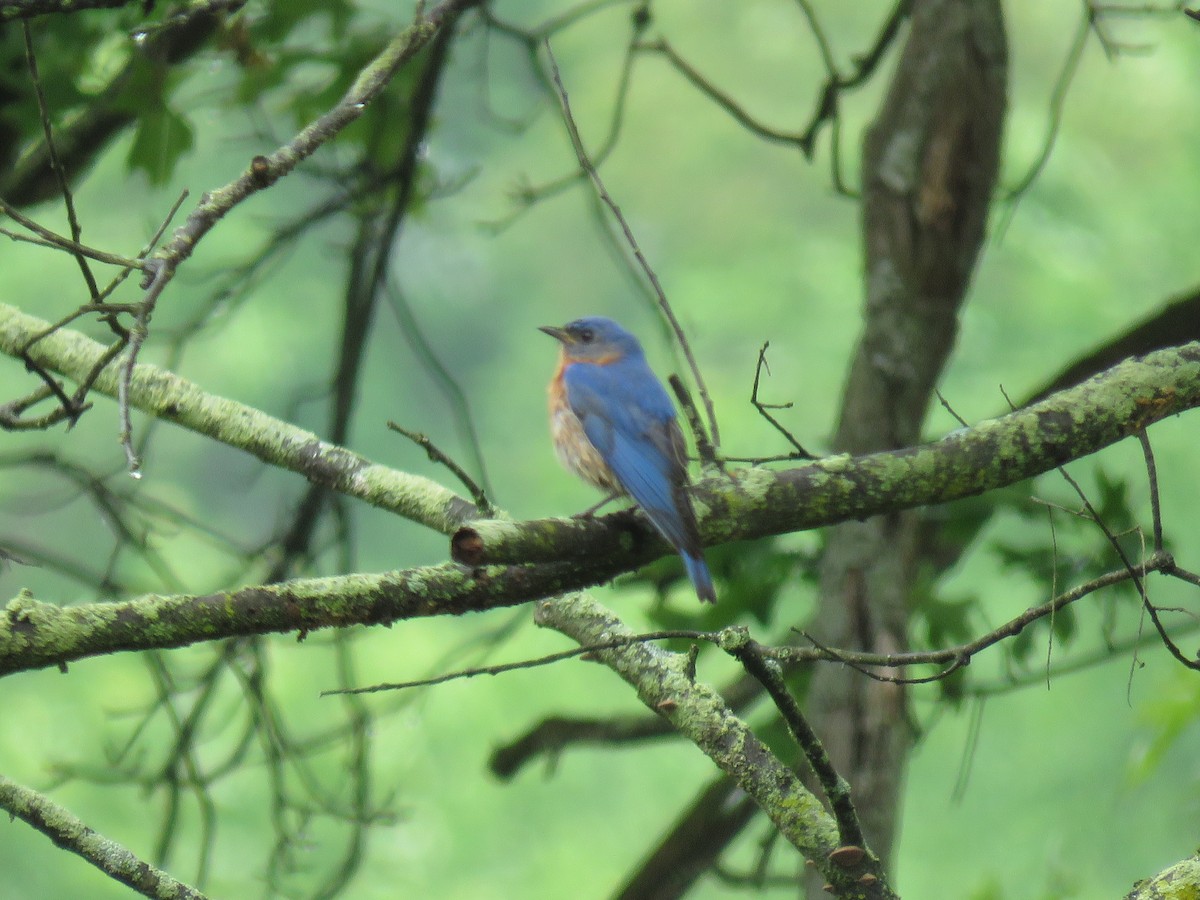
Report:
540,316,716,603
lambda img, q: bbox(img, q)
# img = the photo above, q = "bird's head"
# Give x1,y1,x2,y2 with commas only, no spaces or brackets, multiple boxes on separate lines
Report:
539,316,644,365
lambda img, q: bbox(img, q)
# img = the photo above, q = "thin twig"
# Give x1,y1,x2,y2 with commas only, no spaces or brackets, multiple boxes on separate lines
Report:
16,351,81,425
750,342,815,459
934,388,970,428
788,553,1176,683
119,263,174,476
669,375,720,469
1054,463,1198,669
1137,430,1163,551
997,7,1089,229
950,698,985,801
385,276,493,501
1045,503,1058,690
0,383,59,427
0,197,149,270
544,40,721,450
797,630,969,685
722,628,865,850
641,0,910,184
387,422,492,515
322,629,707,696
482,2,648,230
87,190,186,327
639,38,811,151
22,20,100,301
10,306,132,431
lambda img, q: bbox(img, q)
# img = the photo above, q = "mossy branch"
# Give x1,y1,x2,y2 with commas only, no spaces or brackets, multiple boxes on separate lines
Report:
1124,849,1200,899
536,594,897,899
2,311,1198,678
0,772,207,899
455,341,1200,565
0,553,634,676
0,303,481,533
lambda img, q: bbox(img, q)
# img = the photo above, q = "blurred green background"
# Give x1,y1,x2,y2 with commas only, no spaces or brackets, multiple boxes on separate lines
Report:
1,2,1199,897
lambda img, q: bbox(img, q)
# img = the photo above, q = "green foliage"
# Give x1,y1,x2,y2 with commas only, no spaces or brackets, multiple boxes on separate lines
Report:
230,4,422,170
987,465,1152,662
3,1,405,192
1129,672,1200,783
124,81,193,184
0,16,105,160
632,537,818,631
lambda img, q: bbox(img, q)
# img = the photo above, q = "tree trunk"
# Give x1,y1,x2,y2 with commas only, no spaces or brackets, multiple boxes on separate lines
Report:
805,0,1007,891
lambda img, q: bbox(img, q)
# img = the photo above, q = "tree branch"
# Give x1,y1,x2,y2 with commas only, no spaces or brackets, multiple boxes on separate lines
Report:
535,594,897,898
0,772,207,900
0,0,132,20
723,628,865,850
1125,850,1200,899
2,302,1198,680
1026,287,1200,403
456,342,1200,566
146,0,479,281
0,303,480,533
0,551,637,676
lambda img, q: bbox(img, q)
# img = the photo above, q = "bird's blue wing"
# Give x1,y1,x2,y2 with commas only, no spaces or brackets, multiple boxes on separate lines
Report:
563,360,695,553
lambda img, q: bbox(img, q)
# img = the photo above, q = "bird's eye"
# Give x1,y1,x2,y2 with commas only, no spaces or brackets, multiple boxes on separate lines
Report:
577,328,594,343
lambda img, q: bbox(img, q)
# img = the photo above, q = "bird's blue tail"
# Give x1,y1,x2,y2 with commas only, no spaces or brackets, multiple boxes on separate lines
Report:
683,553,716,604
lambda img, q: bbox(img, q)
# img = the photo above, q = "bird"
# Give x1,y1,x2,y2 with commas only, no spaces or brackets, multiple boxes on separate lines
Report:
540,316,715,603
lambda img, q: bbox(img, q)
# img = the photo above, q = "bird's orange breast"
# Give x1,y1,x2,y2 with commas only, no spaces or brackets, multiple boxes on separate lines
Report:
547,365,621,494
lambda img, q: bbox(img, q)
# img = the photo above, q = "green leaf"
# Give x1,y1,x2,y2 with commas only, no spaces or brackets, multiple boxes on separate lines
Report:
1128,673,1200,783
127,103,193,184
632,537,817,631
920,593,977,649
78,31,132,96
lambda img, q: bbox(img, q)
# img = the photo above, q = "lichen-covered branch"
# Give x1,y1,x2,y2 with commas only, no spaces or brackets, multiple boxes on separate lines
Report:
1124,850,1200,900
0,303,480,533
0,554,628,676
457,341,1200,565
536,594,897,899
0,772,207,900
2,320,1196,678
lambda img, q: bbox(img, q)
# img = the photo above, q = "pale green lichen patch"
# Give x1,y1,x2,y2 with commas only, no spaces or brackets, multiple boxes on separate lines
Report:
715,625,750,653
728,465,777,499
812,452,853,472
5,588,42,619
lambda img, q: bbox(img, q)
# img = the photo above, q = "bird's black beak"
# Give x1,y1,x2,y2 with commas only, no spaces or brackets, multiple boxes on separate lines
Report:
538,325,570,344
